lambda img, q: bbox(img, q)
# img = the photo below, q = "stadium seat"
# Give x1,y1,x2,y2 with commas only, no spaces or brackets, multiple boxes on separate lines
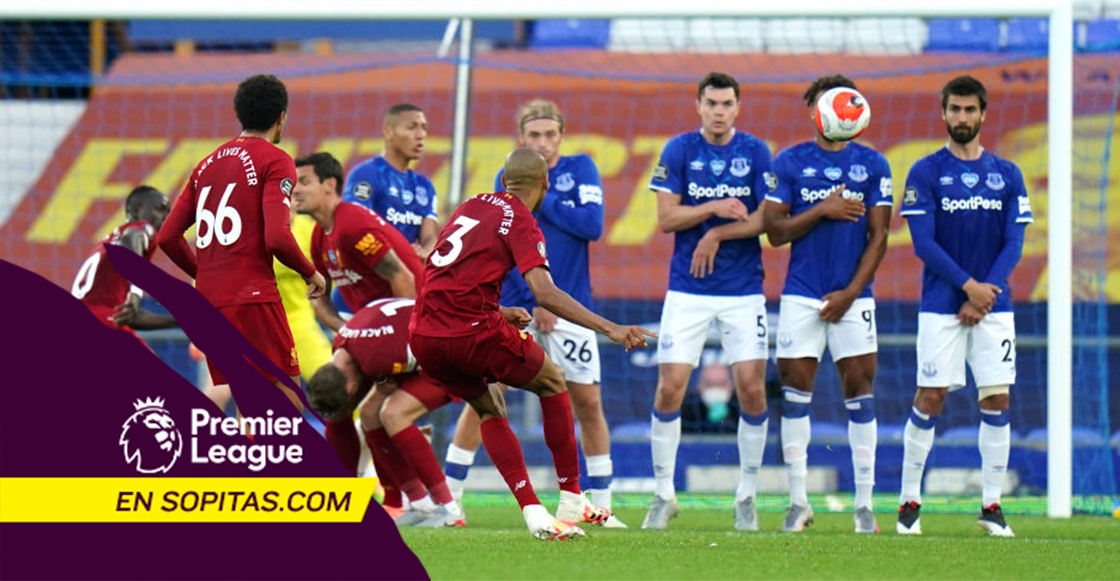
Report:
1080,19,1120,51
764,18,845,54
878,423,905,442
926,18,1002,51
529,19,610,49
1006,18,1049,51
611,421,651,439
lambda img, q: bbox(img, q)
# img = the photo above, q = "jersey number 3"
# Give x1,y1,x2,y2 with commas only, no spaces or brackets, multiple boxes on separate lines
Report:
429,215,480,267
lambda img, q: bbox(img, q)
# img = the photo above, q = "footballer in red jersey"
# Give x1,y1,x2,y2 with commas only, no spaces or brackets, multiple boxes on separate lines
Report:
409,148,655,540
72,186,178,339
157,74,327,401
292,152,423,333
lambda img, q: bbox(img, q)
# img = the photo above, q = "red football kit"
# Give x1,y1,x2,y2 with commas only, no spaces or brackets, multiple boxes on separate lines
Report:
409,192,549,399
72,219,157,337
311,202,425,313
159,136,316,384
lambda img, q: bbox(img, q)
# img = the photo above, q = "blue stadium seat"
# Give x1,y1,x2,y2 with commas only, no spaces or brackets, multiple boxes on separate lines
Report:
878,423,905,442
926,18,1002,51
611,421,651,439
1024,427,1108,446
1081,19,1120,51
1006,18,1049,51
528,19,611,49
128,20,517,45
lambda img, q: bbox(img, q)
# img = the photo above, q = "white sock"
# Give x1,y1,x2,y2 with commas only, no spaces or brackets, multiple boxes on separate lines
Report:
781,388,812,507
979,410,1011,508
736,412,768,502
444,443,476,502
651,411,681,501
846,396,877,510
849,419,877,509
900,407,936,505
585,454,613,509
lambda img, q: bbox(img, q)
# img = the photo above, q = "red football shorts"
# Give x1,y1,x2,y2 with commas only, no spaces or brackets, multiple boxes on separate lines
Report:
409,323,545,401
208,301,300,386
396,372,454,411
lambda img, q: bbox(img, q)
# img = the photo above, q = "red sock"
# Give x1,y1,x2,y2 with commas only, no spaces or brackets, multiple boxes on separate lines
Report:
540,391,581,494
371,454,402,508
480,417,540,509
391,425,454,505
323,419,360,475
365,428,426,503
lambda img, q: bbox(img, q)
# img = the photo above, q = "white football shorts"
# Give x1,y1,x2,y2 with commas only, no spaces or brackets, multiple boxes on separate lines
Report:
916,311,1016,390
775,295,878,361
657,291,768,367
531,317,601,385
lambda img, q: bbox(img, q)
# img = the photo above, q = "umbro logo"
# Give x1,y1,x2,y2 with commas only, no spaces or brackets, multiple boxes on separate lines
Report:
689,160,705,171
801,167,817,177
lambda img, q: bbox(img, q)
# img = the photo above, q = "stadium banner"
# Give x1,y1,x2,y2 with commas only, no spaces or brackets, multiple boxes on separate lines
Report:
0,257,427,581
1,52,1118,303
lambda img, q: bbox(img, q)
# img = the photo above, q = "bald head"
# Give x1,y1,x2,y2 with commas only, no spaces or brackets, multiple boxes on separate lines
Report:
503,147,548,189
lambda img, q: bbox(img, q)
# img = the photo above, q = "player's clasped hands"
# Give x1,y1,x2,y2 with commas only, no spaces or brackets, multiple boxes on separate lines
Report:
819,185,865,222
607,324,658,352
818,289,857,323
962,277,1001,313
957,301,985,326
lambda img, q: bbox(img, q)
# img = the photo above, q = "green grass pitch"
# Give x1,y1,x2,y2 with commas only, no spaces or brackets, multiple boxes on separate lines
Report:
400,493,1120,580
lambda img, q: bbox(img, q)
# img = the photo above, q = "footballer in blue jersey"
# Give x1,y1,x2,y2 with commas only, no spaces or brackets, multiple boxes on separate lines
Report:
643,73,775,531
440,100,623,527
896,76,1026,538
763,75,892,534
343,103,440,259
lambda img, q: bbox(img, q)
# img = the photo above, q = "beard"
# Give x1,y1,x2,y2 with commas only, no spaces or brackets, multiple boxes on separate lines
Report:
946,121,980,144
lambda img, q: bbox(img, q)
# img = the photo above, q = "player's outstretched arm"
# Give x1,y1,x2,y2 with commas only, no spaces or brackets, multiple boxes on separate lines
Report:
820,205,891,322
656,191,747,233
524,266,655,351
764,185,863,247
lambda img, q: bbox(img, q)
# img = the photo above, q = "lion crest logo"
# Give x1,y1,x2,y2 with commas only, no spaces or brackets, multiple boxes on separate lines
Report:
120,397,182,474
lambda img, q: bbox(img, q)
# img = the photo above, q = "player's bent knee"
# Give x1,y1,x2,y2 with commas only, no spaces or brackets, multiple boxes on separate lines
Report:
978,385,1010,408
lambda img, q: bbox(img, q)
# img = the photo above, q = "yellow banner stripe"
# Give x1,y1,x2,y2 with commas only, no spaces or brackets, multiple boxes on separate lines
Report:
0,478,378,523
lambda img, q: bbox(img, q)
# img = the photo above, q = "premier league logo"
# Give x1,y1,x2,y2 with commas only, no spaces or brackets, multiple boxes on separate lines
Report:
824,167,842,181
709,159,727,176
416,186,429,207
729,157,750,178
961,172,980,188
848,165,868,182
353,182,372,201
986,173,1005,190
555,173,575,192
120,397,182,474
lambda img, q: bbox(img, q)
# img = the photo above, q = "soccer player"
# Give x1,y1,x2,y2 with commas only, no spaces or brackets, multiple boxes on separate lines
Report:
897,75,1029,537
305,297,467,527
275,205,333,381
643,72,774,530
293,152,423,332
763,75,892,533
158,74,326,410
73,185,178,336
292,151,426,507
440,99,625,526
409,147,655,540
343,103,440,259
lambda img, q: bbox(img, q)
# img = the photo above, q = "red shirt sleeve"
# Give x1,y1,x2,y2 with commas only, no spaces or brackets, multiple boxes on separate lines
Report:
342,208,392,270
507,203,549,275
157,179,199,278
262,154,316,279
310,226,325,276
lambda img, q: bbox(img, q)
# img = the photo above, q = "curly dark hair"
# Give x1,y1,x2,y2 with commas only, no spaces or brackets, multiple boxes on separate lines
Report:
803,74,858,107
234,74,288,132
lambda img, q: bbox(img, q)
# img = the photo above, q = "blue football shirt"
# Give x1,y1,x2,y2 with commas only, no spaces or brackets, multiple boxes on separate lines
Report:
649,130,774,296
342,156,437,243
767,141,893,300
901,147,1033,314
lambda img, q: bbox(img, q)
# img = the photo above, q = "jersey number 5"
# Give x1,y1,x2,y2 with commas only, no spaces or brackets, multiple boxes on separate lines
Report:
196,183,243,248
429,215,481,267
